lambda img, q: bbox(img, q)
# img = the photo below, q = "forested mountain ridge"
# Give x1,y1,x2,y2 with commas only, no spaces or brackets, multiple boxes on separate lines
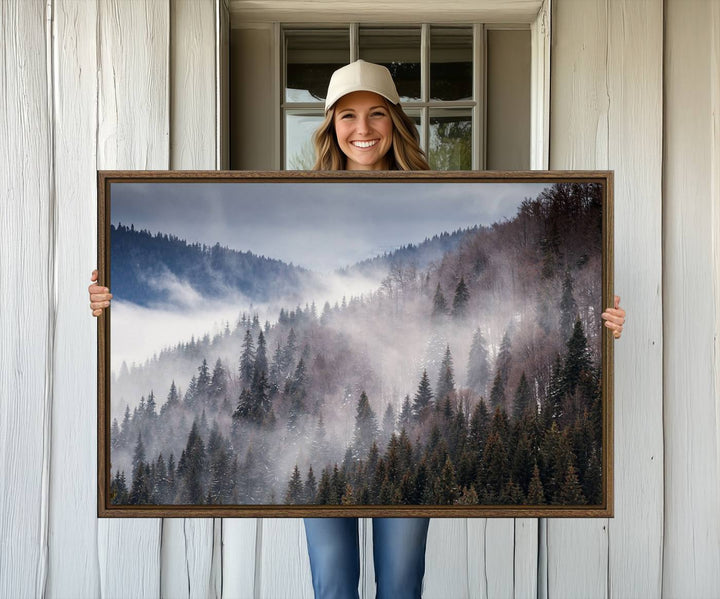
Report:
110,183,605,508
340,226,481,276
110,223,310,306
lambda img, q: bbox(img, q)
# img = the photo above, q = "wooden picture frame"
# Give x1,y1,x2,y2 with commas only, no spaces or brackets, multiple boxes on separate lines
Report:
98,170,613,517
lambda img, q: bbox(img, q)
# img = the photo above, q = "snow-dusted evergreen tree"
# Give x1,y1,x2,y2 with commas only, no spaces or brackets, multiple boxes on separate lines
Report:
466,328,490,395
435,345,456,402
239,330,255,385
451,276,470,319
431,283,448,320
254,330,268,376
353,391,378,458
413,370,434,420
398,395,413,431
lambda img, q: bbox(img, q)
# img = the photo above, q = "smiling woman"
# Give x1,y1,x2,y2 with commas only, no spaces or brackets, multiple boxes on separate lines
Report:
311,60,430,172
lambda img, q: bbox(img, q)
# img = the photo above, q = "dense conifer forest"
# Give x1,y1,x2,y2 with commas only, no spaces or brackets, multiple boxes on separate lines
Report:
110,182,604,507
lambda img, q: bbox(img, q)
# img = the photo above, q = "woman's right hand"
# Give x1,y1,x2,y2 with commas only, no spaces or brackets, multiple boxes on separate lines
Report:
89,269,112,317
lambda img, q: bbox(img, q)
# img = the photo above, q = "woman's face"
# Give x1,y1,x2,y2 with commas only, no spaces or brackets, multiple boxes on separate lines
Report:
333,91,394,170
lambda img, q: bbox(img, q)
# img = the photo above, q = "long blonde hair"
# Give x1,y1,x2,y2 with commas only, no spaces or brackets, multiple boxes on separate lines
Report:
312,100,430,171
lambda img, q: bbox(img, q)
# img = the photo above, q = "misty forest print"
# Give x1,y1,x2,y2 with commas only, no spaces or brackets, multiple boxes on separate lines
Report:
108,180,605,508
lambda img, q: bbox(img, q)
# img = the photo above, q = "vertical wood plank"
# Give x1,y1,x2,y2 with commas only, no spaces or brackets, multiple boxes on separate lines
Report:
258,519,314,599
162,1,220,598
606,1,664,597
467,519,516,598
0,1,52,597
47,0,101,596
423,519,471,599
513,519,538,599
222,519,258,598
170,0,216,170
663,1,720,595
548,1,609,595
96,1,169,595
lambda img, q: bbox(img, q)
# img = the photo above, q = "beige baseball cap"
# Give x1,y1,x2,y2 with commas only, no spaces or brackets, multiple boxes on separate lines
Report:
324,60,400,112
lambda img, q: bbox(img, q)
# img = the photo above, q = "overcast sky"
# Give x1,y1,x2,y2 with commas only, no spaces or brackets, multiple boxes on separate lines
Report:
111,181,549,272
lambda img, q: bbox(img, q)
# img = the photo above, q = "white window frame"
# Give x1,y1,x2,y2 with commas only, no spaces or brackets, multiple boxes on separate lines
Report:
281,23,491,170
246,1,551,171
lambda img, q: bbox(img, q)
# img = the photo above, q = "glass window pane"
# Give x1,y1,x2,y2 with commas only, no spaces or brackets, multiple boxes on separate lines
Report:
285,112,324,169
429,109,472,170
286,30,349,103
359,28,421,102
430,27,473,101
402,109,423,149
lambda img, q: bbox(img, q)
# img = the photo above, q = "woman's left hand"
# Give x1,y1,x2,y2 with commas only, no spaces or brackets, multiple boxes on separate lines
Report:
601,295,626,339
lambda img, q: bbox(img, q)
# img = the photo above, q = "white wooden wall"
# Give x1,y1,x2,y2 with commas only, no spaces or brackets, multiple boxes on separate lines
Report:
1,0,718,597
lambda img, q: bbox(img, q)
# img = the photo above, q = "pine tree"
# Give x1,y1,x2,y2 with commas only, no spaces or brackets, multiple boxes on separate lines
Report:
251,369,271,424
398,395,413,431
146,390,157,420
495,330,512,385
254,330,268,376
120,405,131,444
196,359,211,399
431,283,448,320
304,466,317,503
513,372,533,420
286,358,308,433
110,418,120,450
456,485,479,505
564,318,591,397
353,391,378,458
239,330,255,384
466,328,490,395
285,465,304,504
316,467,332,505
381,403,396,445
480,430,508,501
545,353,565,425
451,277,470,319
110,470,129,504
178,419,207,504
413,370,434,420
281,328,298,377
129,433,150,504
269,342,282,394
435,345,456,402
559,269,578,341
500,479,524,504
210,358,228,401
184,375,198,408
341,483,355,505
207,422,232,503
558,463,586,505
434,456,460,504
166,380,179,406
583,448,603,505
527,463,545,504
233,388,253,423
155,453,168,503
489,370,505,410
469,398,490,458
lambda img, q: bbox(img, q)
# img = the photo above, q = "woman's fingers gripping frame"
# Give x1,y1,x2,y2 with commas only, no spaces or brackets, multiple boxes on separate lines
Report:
89,269,112,317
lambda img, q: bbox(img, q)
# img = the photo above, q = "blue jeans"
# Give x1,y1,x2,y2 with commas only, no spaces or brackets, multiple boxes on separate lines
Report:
304,517,430,599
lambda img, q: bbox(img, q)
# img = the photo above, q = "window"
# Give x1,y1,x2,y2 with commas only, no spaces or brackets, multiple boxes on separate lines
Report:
283,25,482,170
229,23,530,171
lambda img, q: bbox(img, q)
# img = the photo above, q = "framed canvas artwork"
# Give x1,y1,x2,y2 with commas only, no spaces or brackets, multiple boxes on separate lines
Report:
97,170,613,517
